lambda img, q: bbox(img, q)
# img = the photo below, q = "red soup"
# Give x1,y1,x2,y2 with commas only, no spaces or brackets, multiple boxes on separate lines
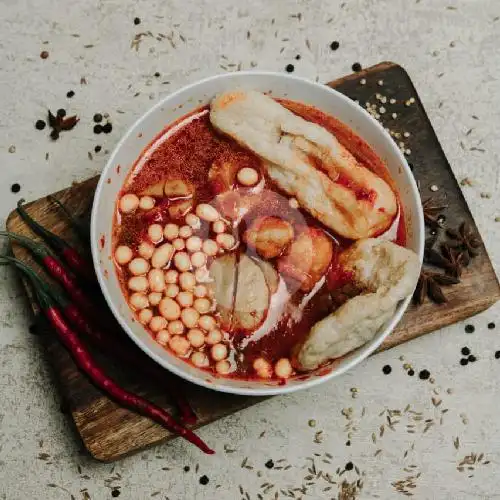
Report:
113,98,405,382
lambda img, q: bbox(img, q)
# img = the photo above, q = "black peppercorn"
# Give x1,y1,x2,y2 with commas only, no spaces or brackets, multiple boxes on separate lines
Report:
183,465,190,472
408,369,415,376
345,462,353,471
93,113,103,123
495,351,500,359
10,183,20,193
94,124,103,134
352,62,362,72
468,355,477,362
57,108,66,118
111,489,121,497
461,347,470,356
465,324,475,333
285,64,294,73
265,459,274,469
419,369,430,380
460,358,468,366
346,440,351,446
488,322,496,330
154,71,161,77
199,475,209,485
102,122,113,134
295,54,301,60
94,145,102,153
134,17,141,25
35,119,46,130
50,129,59,140
40,50,49,59
330,41,340,51
382,364,392,375
66,90,75,98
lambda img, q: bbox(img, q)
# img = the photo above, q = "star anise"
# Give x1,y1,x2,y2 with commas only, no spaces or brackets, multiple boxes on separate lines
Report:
446,221,481,258
48,110,79,140
413,270,460,305
424,243,466,278
422,197,448,228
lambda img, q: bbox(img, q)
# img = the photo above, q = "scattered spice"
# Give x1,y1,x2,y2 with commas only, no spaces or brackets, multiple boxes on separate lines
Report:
285,64,295,73
111,489,121,497
66,90,75,98
199,475,209,485
11,183,21,193
419,369,430,380
468,355,477,363
465,324,475,334
94,124,103,134
422,197,448,228
40,50,49,59
330,41,340,51
345,461,353,471
461,347,470,356
95,145,102,153
494,351,500,359
413,270,459,304
8,145,16,153
265,459,274,469
134,17,141,25
352,62,362,72
57,108,66,118
488,322,496,329
295,54,301,60
308,419,317,427
102,122,113,134
46,109,79,140
94,113,103,123
460,358,468,366
382,365,392,374
183,465,190,472
35,120,46,130
408,369,415,376
446,222,481,258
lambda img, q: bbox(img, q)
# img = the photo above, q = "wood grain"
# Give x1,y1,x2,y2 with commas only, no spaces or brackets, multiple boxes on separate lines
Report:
7,62,499,462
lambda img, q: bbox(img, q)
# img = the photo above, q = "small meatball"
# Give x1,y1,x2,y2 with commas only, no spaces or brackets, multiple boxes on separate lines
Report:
253,358,272,379
165,283,180,298
164,223,179,241
181,307,199,329
278,227,334,292
178,225,193,239
148,268,165,292
186,236,202,252
173,238,186,251
138,308,153,325
216,233,236,250
119,193,139,213
148,291,162,306
243,216,294,259
195,267,212,283
148,223,164,243
210,343,228,361
191,251,207,268
185,213,201,229
128,257,150,276
115,245,133,265
128,276,149,293
198,315,216,332
193,284,208,298
196,203,220,222
156,329,170,345
179,272,196,291
187,328,205,348
274,358,293,379
174,251,191,272
164,179,192,198
138,241,155,260
191,351,209,367
129,292,149,310
169,335,190,356
164,269,179,284
237,167,259,186
194,297,211,314
202,239,218,256
151,243,174,269
158,297,181,320
176,291,194,308
149,315,167,333
167,320,185,335
215,359,231,375
212,220,226,234
205,328,222,344
139,196,155,210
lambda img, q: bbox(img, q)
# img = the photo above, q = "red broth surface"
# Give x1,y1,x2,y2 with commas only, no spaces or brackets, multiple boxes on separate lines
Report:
113,99,406,382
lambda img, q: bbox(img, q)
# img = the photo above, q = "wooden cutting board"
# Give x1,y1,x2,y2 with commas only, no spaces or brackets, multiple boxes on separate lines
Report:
7,62,500,462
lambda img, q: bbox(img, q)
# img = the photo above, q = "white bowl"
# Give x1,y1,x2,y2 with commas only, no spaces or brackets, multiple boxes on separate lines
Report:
91,71,424,396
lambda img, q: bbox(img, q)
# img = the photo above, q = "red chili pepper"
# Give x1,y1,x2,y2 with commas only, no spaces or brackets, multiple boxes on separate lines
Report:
2,251,196,424
1,231,95,318
9,258,212,454
16,199,94,279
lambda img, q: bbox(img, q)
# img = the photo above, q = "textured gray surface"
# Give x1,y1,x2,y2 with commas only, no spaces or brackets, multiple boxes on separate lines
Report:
0,1,499,499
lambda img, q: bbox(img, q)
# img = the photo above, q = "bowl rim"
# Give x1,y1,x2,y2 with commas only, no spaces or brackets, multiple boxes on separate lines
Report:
91,70,424,396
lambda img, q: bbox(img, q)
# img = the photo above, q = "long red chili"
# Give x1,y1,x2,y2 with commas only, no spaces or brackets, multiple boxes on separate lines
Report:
2,253,196,424
21,265,213,453
0,231,95,317
16,199,94,279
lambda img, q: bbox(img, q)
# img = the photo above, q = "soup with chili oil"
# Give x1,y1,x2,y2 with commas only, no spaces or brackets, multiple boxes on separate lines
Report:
112,90,420,382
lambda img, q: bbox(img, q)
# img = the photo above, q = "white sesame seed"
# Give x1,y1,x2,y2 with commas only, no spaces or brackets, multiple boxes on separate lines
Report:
403,131,410,137
375,93,381,100
392,112,398,119
360,78,366,85
409,97,415,104
395,132,401,138
405,100,411,107
378,79,384,86
390,98,396,104
379,107,386,114
399,141,405,148
405,149,412,155
430,184,439,192
381,96,387,104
